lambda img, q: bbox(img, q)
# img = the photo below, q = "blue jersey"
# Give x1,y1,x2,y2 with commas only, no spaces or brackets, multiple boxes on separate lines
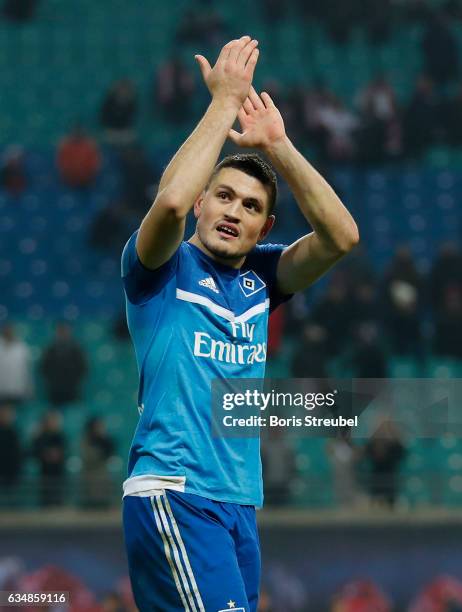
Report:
121,231,290,507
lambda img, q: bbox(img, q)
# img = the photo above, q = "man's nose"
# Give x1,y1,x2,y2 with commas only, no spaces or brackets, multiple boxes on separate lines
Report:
224,201,242,221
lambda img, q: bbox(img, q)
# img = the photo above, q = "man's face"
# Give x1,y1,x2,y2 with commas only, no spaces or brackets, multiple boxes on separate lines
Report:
194,168,274,262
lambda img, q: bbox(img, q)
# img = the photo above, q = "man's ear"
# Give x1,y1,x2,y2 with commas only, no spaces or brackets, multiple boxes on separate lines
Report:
258,215,275,241
193,194,205,219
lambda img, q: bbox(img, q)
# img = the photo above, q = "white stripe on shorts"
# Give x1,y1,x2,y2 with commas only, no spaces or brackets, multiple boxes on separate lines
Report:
152,494,203,611
151,495,192,612
163,494,205,612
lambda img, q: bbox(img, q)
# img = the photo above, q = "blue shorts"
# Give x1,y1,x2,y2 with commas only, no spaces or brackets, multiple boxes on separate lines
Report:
123,490,260,612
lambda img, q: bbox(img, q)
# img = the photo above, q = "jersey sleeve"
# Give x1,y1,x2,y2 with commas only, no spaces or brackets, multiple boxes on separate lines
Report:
245,243,293,312
121,230,179,305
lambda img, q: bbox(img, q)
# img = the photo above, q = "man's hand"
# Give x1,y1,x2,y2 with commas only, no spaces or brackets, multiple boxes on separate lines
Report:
228,88,286,150
195,36,259,110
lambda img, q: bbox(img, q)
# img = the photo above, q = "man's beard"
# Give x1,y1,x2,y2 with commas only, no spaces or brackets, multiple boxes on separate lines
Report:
198,226,251,262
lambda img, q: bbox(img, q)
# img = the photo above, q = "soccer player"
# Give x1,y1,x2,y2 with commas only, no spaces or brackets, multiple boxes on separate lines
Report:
121,36,359,612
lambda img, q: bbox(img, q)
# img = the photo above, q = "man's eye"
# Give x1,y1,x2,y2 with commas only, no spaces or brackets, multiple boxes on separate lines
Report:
244,202,256,210
218,192,229,200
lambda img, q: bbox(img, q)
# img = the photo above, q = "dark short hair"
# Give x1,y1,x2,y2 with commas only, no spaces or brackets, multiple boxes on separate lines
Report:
207,153,277,215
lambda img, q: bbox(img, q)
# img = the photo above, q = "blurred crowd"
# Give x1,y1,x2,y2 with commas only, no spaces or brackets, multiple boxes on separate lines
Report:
0,400,117,509
263,240,462,510
273,70,462,165
2,1,462,242
0,322,117,509
285,242,462,372
2,0,462,187
92,0,462,165
94,0,462,165
1,555,462,612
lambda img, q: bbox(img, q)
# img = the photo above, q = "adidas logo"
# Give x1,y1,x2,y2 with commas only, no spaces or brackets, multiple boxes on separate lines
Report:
199,276,219,293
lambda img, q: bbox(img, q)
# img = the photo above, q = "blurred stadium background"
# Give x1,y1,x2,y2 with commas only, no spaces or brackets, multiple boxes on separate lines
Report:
1,0,462,610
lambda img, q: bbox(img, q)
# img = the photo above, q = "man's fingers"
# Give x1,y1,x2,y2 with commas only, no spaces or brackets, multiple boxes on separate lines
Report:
243,98,254,115
228,35,251,62
261,91,275,108
237,38,258,67
237,108,248,125
228,129,242,145
194,55,212,82
244,48,259,80
219,38,238,59
194,55,210,84
249,86,264,111
218,39,237,62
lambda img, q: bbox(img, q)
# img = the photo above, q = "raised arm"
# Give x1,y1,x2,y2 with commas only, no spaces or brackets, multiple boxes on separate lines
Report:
229,88,359,293
136,36,259,270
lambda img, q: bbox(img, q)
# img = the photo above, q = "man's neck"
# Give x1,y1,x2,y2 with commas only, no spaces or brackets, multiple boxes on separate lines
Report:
188,233,245,270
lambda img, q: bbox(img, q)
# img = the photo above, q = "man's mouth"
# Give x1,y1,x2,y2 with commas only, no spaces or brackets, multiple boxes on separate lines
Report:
216,223,239,239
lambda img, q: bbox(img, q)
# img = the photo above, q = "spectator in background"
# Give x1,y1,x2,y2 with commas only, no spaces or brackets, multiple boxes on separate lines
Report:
404,76,445,157
57,124,101,188
89,201,134,253
327,437,361,507
384,280,421,355
119,144,156,213
430,242,462,314
262,81,301,143
32,410,66,507
382,247,422,357
316,94,359,163
80,416,115,509
259,79,304,146
341,244,377,288
434,286,462,359
100,79,137,146
0,324,33,406
40,322,88,408
0,403,22,505
311,276,354,357
155,55,195,123
356,75,402,163
422,11,459,87
261,427,296,506
176,7,227,47
363,418,406,507
284,291,310,339
291,323,328,378
351,322,388,378
302,79,333,148
350,282,380,331
3,0,38,21
0,146,27,195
